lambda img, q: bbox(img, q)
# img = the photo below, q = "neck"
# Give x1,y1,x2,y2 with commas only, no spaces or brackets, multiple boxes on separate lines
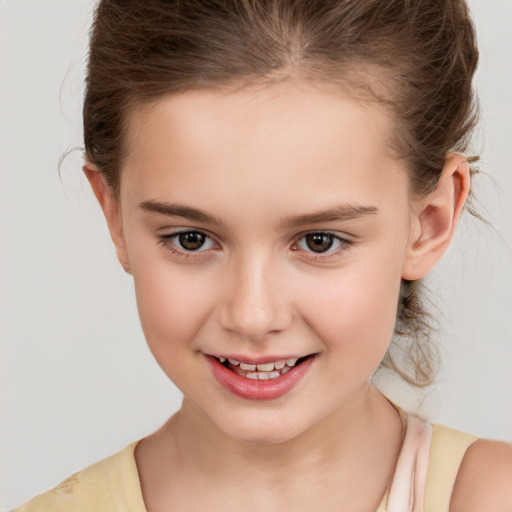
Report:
163,385,400,486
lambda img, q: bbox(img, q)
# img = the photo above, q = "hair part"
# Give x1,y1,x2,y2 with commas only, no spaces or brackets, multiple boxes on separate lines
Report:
84,0,480,387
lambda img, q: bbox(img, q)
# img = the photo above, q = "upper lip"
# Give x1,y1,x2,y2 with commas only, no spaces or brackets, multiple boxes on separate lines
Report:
206,353,315,364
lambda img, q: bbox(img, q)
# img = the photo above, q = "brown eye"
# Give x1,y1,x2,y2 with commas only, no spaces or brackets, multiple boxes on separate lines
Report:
158,229,216,256
304,233,335,253
178,231,206,250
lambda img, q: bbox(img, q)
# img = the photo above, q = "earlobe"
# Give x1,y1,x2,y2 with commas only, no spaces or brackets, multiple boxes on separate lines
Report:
83,163,131,274
402,153,471,281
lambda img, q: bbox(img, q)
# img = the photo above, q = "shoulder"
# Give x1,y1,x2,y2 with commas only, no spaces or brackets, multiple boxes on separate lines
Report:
14,441,144,512
14,471,92,512
450,438,512,512
14,460,115,512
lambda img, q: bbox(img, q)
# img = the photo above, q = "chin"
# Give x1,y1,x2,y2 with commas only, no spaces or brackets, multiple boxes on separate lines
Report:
212,410,311,445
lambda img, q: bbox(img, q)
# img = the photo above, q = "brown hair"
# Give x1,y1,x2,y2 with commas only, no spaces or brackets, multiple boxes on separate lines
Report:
84,0,479,387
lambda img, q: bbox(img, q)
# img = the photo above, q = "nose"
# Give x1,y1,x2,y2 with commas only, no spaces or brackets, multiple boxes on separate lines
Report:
218,253,293,341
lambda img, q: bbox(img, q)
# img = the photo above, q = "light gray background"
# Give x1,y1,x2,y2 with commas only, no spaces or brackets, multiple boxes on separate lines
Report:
1,0,511,509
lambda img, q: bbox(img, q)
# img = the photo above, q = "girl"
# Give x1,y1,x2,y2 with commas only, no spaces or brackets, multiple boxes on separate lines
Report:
13,1,512,511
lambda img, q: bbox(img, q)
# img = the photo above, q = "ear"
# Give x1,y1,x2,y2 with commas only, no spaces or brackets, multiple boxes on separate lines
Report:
83,163,131,274
402,153,471,281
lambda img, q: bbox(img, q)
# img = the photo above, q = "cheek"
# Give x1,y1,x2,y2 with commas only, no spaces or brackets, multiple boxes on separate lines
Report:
298,258,402,366
130,256,215,359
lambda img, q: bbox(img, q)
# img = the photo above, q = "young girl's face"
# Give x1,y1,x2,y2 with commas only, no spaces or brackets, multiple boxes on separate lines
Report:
106,79,421,444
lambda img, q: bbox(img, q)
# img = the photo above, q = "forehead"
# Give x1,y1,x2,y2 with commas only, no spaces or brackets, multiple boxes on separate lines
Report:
121,79,408,212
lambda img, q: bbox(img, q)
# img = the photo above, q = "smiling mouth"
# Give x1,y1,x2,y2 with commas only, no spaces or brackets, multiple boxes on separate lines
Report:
214,355,313,380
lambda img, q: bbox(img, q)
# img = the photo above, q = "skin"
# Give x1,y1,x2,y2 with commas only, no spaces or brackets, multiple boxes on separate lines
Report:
84,78,511,511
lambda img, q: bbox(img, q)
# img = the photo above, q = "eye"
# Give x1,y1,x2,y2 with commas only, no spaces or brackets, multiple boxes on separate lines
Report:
301,233,337,253
159,230,216,253
293,232,351,256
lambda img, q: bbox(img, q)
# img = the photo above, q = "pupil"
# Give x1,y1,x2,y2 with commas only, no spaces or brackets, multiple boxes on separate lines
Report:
306,233,333,253
179,232,205,250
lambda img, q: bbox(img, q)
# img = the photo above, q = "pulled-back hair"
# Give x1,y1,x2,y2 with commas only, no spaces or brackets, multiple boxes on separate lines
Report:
84,0,479,387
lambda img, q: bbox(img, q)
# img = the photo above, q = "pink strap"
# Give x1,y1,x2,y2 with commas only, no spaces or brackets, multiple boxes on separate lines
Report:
385,415,433,512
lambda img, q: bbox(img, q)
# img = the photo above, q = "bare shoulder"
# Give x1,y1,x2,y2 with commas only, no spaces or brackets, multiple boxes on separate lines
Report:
450,438,512,512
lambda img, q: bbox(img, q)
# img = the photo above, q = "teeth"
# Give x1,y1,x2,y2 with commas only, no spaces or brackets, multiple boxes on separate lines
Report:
257,371,282,380
224,355,309,379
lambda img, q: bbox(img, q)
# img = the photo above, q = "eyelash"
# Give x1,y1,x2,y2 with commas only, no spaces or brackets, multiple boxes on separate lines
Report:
157,230,355,261
291,232,354,261
157,230,217,260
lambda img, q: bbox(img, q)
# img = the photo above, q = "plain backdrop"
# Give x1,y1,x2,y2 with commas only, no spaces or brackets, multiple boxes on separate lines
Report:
1,0,511,509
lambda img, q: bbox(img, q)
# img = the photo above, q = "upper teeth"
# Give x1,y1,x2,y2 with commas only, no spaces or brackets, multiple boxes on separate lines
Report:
255,362,274,371
220,357,301,371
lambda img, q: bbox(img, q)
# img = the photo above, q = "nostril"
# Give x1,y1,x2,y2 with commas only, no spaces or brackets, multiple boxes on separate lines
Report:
219,299,293,340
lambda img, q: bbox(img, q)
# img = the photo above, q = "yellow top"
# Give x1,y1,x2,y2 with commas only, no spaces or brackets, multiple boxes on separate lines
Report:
15,421,477,512
15,440,147,512
424,423,479,511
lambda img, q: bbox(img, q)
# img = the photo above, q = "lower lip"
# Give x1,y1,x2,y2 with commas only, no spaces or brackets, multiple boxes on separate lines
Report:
207,355,315,401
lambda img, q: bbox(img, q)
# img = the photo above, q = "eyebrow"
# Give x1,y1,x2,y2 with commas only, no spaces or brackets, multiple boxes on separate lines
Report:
139,199,378,228
139,200,224,226
280,205,378,229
